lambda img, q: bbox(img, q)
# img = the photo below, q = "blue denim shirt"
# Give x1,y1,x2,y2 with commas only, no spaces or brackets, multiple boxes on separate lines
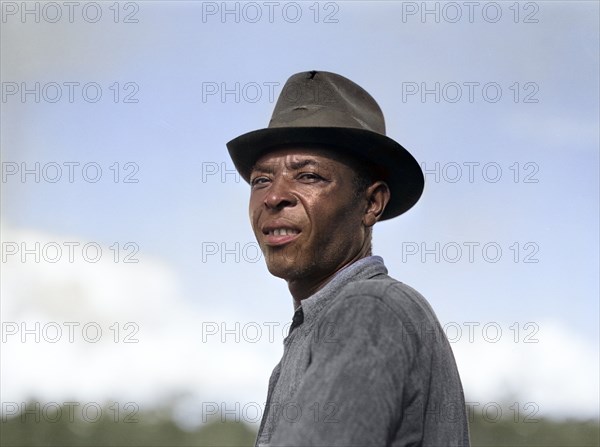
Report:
256,256,470,446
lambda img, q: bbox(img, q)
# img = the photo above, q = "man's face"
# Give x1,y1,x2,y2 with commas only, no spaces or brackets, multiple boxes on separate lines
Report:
249,147,370,284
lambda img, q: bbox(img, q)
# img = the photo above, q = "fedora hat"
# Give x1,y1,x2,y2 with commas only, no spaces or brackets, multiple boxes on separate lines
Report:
226,70,424,220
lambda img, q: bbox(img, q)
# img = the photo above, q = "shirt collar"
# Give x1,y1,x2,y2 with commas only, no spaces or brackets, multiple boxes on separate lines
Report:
292,255,388,330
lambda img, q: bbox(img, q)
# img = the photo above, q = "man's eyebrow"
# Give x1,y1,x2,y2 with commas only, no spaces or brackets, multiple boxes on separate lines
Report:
251,163,275,175
288,159,320,170
251,158,321,174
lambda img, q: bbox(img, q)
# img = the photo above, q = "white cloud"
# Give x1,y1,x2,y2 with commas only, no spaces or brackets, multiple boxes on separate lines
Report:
0,223,279,421
452,320,600,419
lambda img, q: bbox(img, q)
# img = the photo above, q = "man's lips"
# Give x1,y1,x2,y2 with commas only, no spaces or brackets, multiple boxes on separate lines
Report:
263,232,301,247
261,222,302,247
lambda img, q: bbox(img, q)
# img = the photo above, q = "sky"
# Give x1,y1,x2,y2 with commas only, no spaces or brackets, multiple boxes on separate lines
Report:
1,0,599,427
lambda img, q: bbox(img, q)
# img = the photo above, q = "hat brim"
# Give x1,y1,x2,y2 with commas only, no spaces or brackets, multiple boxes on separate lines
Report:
226,127,424,220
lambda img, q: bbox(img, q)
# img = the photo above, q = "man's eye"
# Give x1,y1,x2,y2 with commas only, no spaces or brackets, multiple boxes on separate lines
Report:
251,176,270,187
298,172,322,182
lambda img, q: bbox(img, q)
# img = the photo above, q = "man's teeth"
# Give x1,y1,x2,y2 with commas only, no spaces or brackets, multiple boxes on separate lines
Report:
270,229,299,236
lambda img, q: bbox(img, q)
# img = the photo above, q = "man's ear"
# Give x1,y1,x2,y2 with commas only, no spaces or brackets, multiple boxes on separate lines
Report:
363,181,390,227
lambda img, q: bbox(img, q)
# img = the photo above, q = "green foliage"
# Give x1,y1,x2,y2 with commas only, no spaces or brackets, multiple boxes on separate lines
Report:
0,402,256,447
469,412,600,446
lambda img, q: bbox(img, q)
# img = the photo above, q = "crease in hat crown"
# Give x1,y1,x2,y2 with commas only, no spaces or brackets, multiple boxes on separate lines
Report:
268,71,387,135
226,70,425,220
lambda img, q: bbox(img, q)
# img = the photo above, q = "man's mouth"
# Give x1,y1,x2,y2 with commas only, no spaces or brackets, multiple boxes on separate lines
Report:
262,224,302,246
267,228,299,236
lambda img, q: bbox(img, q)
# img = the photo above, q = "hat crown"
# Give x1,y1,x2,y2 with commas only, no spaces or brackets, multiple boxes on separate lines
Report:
268,71,387,135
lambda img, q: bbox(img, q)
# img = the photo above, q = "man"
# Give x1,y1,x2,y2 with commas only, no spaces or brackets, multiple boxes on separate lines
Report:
227,71,470,446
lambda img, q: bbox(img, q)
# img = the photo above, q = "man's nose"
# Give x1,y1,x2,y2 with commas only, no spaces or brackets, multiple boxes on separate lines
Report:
264,177,297,210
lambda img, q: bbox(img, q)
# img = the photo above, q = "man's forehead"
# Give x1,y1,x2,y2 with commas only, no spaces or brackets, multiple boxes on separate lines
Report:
251,147,348,172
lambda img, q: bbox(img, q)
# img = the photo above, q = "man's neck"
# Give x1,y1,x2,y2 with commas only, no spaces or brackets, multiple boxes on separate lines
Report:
288,252,371,308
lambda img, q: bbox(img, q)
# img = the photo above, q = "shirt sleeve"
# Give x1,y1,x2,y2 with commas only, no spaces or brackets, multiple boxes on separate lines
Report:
268,294,417,446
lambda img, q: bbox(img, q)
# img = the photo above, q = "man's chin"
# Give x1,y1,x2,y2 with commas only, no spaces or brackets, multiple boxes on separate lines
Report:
261,244,316,280
262,245,297,269
265,260,298,280
264,255,313,281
